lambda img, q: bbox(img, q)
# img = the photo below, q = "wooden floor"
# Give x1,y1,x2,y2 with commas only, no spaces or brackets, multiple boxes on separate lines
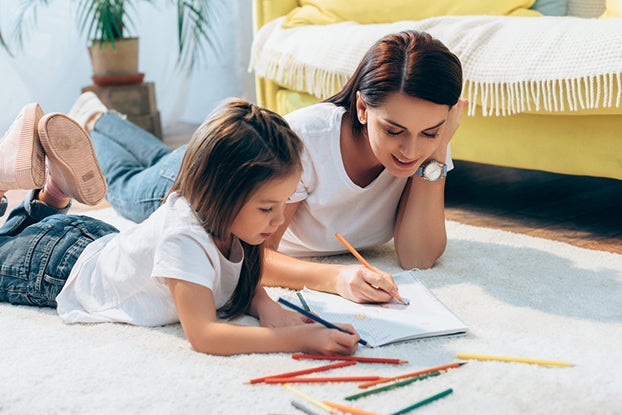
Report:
445,161,622,254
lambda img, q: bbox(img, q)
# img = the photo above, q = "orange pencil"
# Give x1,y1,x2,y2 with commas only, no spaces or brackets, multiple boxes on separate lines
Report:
292,353,408,365
358,361,466,388
322,400,382,415
249,361,355,384
335,232,409,305
264,375,381,384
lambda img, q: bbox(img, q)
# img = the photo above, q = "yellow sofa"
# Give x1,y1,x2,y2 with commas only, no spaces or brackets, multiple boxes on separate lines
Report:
252,0,622,180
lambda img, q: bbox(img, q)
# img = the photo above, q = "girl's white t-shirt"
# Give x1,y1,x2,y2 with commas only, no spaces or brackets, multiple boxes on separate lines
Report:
56,192,243,326
280,102,453,257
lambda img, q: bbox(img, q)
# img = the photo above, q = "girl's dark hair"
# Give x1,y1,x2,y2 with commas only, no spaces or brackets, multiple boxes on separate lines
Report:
327,30,463,137
168,98,303,319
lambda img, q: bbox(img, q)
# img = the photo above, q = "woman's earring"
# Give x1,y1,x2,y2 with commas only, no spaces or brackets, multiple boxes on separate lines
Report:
359,115,367,124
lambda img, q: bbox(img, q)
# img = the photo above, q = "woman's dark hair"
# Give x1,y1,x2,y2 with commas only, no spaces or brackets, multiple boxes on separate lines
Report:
168,98,303,319
327,30,463,137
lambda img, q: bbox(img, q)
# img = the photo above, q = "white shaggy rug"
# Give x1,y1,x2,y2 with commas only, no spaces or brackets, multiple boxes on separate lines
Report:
1,208,621,415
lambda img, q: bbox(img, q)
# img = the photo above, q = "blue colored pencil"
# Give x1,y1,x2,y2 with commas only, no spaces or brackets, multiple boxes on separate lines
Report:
278,297,370,347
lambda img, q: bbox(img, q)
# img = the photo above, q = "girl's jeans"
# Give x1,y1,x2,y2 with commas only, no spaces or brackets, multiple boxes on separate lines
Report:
90,112,186,223
0,193,118,307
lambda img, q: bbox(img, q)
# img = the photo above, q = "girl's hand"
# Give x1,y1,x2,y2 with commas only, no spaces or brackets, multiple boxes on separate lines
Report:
334,264,396,303
297,323,360,355
259,304,311,328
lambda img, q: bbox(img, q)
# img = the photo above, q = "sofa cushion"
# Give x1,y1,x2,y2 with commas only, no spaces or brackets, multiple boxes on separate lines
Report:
532,0,568,15
600,0,622,17
282,0,540,27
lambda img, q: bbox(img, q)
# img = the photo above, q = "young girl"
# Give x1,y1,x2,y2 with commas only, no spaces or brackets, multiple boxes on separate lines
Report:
68,30,465,304
0,99,360,356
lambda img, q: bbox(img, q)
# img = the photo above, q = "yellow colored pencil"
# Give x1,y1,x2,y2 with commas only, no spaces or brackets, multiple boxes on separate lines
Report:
281,384,336,414
322,400,382,415
457,353,574,367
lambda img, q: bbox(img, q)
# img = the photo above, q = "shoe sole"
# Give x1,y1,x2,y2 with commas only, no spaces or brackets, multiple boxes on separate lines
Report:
14,103,45,189
38,113,107,205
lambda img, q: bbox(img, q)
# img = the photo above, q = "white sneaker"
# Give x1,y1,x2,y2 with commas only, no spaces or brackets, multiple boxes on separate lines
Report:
0,103,46,190
67,92,108,129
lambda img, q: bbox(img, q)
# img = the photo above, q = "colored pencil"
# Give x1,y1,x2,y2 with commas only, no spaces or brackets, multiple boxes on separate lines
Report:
292,353,408,365
456,353,574,367
297,291,311,311
249,361,355,384
335,232,409,305
278,297,370,347
292,400,323,415
389,388,453,414
282,384,336,414
322,401,382,415
358,362,466,388
345,372,441,401
265,375,382,384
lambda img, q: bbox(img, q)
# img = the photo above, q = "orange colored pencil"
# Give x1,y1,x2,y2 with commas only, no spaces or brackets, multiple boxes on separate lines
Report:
249,361,355,384
358,361,467,389
264,375,381,384
322,400,382,415
335,233,409,305
292,353,408,365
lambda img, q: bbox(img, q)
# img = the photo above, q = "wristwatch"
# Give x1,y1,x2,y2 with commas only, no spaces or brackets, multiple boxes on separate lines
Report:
415,160,447,182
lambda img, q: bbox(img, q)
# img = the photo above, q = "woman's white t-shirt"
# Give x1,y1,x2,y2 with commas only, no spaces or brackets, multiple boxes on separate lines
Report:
56,192,243,326
280,102,453,257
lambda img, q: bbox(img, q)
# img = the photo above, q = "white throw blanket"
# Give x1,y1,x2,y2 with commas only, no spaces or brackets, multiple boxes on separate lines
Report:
250,16,622,116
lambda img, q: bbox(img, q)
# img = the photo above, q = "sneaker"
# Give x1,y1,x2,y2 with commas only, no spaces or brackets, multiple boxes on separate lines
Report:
67,92,108,129
38,113,107,205
0,195,7,217
0,103,46,191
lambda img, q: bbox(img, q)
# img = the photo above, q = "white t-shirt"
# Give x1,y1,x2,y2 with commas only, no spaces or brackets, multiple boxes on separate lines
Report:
280,102,453,257
56,193,243,326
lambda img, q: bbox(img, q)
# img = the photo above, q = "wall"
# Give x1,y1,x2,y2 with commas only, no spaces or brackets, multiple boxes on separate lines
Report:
0,0,255,136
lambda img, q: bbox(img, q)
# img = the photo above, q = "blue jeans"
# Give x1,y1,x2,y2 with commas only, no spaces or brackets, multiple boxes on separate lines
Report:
0,192,118,307
90,112,187,223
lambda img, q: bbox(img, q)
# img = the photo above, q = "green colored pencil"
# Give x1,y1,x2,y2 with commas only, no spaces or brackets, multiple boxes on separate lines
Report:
345,371,441,401
296,291,310,311
389,388,453,414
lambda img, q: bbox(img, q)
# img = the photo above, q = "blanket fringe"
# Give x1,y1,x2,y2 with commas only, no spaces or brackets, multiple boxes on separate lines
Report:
464,74,622,116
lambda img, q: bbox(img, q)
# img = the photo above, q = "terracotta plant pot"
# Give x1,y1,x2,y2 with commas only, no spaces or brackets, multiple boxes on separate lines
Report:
88,37,139,77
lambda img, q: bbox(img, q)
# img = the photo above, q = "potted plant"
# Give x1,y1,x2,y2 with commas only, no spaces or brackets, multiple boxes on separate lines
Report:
1,0,220,84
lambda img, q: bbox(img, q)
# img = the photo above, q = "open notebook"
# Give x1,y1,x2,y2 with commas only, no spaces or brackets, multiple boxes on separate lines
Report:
292,270,468,347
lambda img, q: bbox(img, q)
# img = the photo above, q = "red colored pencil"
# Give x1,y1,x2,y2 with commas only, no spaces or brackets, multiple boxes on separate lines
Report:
248,360,356,384
264,375,381,384
358,361,467,389
292,353,408,365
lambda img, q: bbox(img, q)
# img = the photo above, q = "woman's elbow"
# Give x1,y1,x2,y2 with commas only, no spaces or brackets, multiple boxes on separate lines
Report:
397,245,445,270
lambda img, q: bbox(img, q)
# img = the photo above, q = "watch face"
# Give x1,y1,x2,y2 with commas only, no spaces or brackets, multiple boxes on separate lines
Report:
424,161,443,181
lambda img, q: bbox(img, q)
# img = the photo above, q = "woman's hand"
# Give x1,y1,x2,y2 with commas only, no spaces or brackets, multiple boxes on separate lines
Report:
431,98,467,160
334,264,397,303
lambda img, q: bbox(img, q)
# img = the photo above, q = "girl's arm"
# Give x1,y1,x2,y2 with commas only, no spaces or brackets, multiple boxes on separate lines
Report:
247,285,311,327
167,278,360,356
393,100,466,270
262,203,395,303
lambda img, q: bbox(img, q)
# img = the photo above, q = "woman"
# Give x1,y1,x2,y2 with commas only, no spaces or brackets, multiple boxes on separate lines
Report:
70,30,465,303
